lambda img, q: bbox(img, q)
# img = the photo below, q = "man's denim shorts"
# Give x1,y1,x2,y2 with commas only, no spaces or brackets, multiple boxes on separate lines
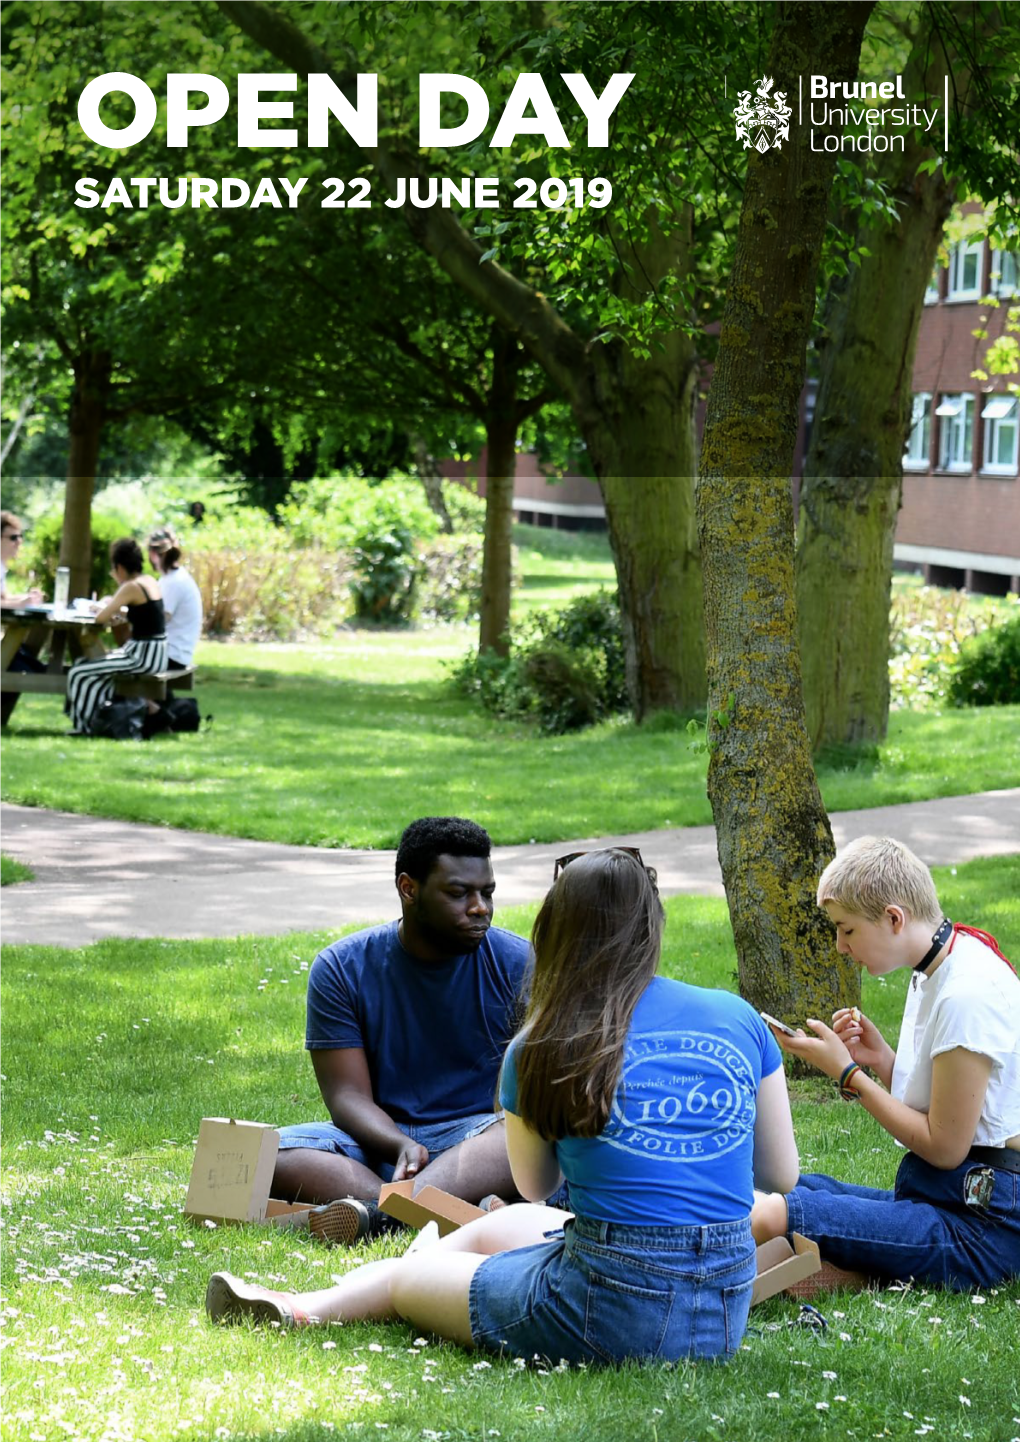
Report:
276,1111,502,1182
469,1213,756,1366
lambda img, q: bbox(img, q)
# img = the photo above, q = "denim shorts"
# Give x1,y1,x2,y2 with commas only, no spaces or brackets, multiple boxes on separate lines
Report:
276,1111,502,1183
469,1214,756,1366
786,1151,1020,1290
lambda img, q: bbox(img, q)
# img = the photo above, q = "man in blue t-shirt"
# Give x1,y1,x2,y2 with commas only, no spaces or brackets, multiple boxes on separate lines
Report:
274,816,530,1243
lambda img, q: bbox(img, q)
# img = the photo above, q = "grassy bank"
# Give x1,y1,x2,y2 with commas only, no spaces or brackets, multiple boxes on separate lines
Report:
2,856,1017,1442
2,631,1018,847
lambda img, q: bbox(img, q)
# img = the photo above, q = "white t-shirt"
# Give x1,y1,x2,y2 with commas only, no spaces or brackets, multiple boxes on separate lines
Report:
159,567,202,667
892,929,1020,1147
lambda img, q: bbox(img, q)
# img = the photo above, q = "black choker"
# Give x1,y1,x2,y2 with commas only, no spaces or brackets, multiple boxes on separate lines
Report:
914,917,953,975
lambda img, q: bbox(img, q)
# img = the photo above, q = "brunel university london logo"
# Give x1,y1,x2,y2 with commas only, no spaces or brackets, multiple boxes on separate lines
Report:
603,1032,757,1163
734,75,793,153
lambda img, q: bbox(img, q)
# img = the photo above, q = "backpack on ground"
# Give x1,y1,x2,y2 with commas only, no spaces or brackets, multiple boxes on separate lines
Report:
90,697,148,740
141,695,205,739
165,696,202,732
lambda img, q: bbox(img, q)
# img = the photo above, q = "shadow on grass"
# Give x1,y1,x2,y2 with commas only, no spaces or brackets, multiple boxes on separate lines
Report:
815,740,882,775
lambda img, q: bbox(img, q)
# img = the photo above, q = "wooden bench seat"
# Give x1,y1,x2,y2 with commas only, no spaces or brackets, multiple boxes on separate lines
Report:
114,667,196,701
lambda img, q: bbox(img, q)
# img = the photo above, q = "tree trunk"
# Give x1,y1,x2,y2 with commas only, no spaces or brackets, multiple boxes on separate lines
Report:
584,203,705,716
798,15,965,750
60,349,110,600
697,1,873,1021
600,474,702,717
478,333,519,656
411,434,455,534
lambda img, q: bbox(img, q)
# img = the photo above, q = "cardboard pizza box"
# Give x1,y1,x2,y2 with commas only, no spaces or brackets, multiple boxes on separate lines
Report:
751,1231,821,1305
378,1180,486,1236
184,1117,313,1228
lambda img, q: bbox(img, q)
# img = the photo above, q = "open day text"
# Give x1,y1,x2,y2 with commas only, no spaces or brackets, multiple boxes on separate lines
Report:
73,174,612,210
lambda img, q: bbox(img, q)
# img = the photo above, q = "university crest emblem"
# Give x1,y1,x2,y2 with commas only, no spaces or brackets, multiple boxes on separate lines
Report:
734,76,793,153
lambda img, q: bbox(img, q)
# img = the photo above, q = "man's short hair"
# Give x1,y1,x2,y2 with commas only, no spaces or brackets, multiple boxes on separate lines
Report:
817,836,941,925
1,510,21,536
395,817,492,882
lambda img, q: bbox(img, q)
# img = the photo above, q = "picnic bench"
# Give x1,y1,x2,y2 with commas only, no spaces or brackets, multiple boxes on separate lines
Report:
1,603,195,719
114,667,196,701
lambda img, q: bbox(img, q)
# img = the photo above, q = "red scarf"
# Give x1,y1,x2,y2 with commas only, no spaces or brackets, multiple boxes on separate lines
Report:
950,923,1017,975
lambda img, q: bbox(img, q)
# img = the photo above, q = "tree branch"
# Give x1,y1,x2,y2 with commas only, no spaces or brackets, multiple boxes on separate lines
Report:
220,0,590,405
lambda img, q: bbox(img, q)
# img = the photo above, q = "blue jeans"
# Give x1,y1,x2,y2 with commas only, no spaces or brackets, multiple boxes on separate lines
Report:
469,1214,757,1366
786,1153,1020,1290
276,1112,502,1182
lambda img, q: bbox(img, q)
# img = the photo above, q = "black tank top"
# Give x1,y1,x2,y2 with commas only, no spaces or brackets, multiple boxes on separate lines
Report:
126,594,166,640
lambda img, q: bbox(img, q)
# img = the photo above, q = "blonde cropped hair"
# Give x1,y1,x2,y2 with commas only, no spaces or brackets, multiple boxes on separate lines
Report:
817,836,941,926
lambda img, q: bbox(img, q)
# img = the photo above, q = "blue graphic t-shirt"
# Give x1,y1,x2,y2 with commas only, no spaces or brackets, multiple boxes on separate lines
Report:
501,975,783,1224
307,920,530,1125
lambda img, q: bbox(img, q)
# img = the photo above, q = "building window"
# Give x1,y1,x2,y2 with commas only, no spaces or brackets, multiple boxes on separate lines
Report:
923,267,941,305
903,393,932,470
981,394,1019,475
990,248,1018,298
947,238,984,301
936,393,974,471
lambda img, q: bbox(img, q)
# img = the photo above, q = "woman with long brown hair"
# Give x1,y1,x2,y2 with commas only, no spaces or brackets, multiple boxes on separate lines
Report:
206,849,798,1363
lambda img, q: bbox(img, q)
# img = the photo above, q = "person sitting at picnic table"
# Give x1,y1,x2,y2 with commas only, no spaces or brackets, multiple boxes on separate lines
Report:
269,816,531,1245
206,847,800,1365
66,538,166,736
147,525,202,672
753,836,1020,1291
1,511,43,606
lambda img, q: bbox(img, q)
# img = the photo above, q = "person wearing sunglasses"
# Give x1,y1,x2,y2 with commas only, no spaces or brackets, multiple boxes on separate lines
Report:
0,511,43,607
207,847,799,1365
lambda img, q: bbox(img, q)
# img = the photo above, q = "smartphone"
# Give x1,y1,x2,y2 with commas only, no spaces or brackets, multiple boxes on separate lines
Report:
760,1011,798,1037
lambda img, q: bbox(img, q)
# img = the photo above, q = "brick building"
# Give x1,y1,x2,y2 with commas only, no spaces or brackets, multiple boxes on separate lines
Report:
444,238,1019,595
898,235,1019,594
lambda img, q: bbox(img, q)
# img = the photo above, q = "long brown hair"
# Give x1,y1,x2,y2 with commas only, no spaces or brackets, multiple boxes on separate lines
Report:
514,850,663,1140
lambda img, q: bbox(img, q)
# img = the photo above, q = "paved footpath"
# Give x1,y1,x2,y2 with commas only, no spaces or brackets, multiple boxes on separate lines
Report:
1,790,1018,947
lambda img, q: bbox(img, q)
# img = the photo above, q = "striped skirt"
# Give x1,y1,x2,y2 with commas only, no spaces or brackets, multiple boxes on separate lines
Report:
67,636,167,734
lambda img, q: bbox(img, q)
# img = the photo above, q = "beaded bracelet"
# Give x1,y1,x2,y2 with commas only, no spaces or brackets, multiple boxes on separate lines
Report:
838,1062,863,1100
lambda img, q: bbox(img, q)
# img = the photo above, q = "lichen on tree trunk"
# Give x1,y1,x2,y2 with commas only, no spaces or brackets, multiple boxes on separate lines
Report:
697,1,874,1021
797,12,965,750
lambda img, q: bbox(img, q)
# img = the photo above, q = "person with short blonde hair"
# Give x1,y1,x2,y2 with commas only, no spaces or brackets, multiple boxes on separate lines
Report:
754,837,1020,1291
818,835,941,926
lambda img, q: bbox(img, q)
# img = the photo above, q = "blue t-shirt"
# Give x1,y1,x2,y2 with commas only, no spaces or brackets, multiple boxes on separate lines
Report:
306,921,530,1125
501,976,783,1224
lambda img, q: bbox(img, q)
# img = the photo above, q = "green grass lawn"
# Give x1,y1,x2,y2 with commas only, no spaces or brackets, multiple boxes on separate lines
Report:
1,630,1018,847
2,857,1017,1442
0,853,34,885
511,521,617,614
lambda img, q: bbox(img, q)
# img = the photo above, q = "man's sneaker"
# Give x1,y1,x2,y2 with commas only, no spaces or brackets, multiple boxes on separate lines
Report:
308,1197,407,1246
205,1272,310,1328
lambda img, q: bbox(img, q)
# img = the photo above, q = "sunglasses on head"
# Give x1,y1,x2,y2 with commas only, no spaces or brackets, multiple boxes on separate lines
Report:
553,846,645,881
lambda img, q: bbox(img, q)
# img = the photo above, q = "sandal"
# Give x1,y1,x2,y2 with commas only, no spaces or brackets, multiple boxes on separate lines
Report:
205,1272,310,1328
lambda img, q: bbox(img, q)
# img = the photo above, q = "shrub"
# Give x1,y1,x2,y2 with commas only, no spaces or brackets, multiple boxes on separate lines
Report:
523,640,605,732
533,589,628,713
416,534,484,623
22,510,133,600
186,507,350,639
947,610,1020,706
888,582,1013,708
441,480,487,532
450,589,628,734
350,518,418,623
277,475,439,553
